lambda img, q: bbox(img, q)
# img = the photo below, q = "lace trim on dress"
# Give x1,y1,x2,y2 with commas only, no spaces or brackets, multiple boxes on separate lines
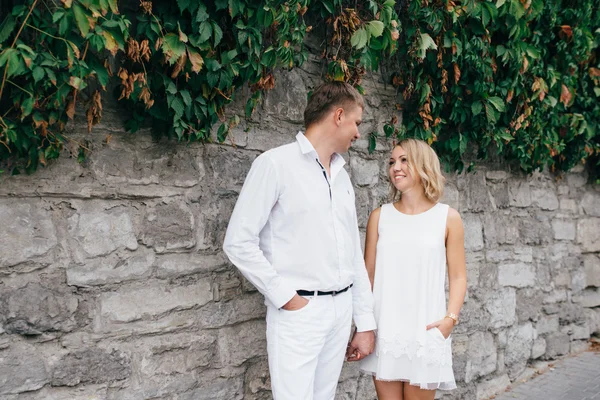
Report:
377,335,452,367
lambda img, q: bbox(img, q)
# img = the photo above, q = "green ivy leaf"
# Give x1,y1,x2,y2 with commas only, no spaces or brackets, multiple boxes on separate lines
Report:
0,14,16,44
170,95,185,118
351,28,368,49
176,0,191,13
212,21,223,46
471,101,483,116
180,90,192,107
198,21,213,43
417,33,438,59
366,21,385,38
196,3,209,22
217,123,228,142
73,4,91,37
32,66,44,82
162,33,186,64
368,132,377,153
20,96,34,119
487,96,506,112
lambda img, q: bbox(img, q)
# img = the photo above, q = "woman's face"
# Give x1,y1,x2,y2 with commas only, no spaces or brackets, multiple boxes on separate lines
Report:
389,145,419,192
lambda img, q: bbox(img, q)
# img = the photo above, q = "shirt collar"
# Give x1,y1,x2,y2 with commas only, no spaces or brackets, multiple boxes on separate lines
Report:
295,131,346,170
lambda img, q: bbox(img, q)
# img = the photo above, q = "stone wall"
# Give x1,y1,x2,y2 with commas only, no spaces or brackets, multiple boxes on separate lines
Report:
0,56,599,400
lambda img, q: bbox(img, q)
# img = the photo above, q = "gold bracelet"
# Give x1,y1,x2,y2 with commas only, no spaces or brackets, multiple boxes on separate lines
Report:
445,312,459,325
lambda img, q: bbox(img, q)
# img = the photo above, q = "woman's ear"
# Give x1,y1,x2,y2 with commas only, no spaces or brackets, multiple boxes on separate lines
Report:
334,107,344,126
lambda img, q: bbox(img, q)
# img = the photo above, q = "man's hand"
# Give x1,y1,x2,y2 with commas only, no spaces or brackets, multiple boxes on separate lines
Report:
346,330,375,362
281,294,309,311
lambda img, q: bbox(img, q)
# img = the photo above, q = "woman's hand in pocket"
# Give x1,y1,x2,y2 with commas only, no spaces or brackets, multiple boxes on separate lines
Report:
426,318,454,339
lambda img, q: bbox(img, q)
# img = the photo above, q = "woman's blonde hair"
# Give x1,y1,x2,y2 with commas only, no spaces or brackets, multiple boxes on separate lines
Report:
389,138,445,203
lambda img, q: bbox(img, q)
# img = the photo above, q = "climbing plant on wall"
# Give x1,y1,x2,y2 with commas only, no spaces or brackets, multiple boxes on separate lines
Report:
384,0,600,176
0,0,598,179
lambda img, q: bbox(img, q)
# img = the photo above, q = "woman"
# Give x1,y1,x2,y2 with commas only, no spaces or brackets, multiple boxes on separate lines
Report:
356,138,467,399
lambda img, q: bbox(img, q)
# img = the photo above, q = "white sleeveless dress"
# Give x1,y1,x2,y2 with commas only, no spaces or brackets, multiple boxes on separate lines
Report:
360,202,456,390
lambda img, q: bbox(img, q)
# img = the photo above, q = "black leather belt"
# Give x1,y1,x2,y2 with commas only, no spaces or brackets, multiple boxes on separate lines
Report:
297,284,353,297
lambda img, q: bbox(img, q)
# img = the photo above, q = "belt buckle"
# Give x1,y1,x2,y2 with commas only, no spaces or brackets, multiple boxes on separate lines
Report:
332,288,341,296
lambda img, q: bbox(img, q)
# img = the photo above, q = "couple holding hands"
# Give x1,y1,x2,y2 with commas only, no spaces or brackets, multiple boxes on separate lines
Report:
223,82,467,400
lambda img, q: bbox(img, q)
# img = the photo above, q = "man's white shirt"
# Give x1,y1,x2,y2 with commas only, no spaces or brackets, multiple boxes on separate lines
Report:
223,132,376,332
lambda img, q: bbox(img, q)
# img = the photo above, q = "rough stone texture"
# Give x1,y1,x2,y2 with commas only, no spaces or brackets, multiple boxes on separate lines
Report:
100,280,212,323
0,50,599,400
51,348,131,387
0,345,49,395
465,331,496,383
0,200,58,269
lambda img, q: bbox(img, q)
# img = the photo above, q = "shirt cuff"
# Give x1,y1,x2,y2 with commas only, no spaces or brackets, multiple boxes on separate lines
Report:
354,313,377,332
267,281,298,309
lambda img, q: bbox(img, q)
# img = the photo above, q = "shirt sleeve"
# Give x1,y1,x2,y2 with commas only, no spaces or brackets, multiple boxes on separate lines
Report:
350,193,377,332
223,154,297,309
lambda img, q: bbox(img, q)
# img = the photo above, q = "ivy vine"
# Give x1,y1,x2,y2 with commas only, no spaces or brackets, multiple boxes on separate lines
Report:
0,0,598,180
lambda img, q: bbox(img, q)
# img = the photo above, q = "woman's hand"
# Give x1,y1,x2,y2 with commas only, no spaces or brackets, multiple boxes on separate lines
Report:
426,317,455,339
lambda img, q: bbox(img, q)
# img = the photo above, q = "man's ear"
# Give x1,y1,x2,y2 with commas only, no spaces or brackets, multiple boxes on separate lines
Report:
334,107,344,126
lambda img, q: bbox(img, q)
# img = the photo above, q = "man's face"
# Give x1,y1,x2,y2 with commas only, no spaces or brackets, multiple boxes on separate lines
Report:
336,104,363,152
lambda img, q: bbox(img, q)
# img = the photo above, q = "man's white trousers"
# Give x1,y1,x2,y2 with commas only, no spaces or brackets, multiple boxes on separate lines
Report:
266,290,353,400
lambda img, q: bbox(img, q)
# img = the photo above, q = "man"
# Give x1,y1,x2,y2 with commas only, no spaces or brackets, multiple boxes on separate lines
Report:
223,81,376,400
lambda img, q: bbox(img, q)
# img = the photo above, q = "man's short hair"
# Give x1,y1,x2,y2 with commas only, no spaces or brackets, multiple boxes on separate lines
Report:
304,81,364,128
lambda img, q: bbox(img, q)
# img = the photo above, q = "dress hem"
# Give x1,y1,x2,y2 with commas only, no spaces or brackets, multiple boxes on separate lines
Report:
360,370,457,391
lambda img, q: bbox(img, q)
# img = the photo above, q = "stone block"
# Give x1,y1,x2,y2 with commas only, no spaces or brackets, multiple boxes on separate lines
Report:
543,289,567,304
465,331,497,383
441,184,459,211
476,373,511,400
1,283,79,335
485,288,516,330
516,289,543,322
531,188,559,210
244,358,271,398
573,288,600,308
559,198,578,213
505,323,533,374
195,292,266,329
544,332,570,359
508,181,531,207
0,201,57,268
67,247,155,287
551,218,576,240
262,68,307,123
136,332,217,381
0,346,48,395
100,279,212,323
577,218,600,252
463,214,484,251
217,319,266,367
178,373,244,400
155,252,229,278
531,337,546,359
571,268,586,294
535,315,559,335
464,171,492,212
519,214,552,245
482,213,519,245
486,171,510,181
349,156,379,186
68,207,138,258
197,194,237,251
584,254,600,287
584,308,600,335
205,144,256,188
486,247,533,263
581,192,600,216
138,201,195,252
498,263,535,288
51,348,130,387
567,172,587,188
